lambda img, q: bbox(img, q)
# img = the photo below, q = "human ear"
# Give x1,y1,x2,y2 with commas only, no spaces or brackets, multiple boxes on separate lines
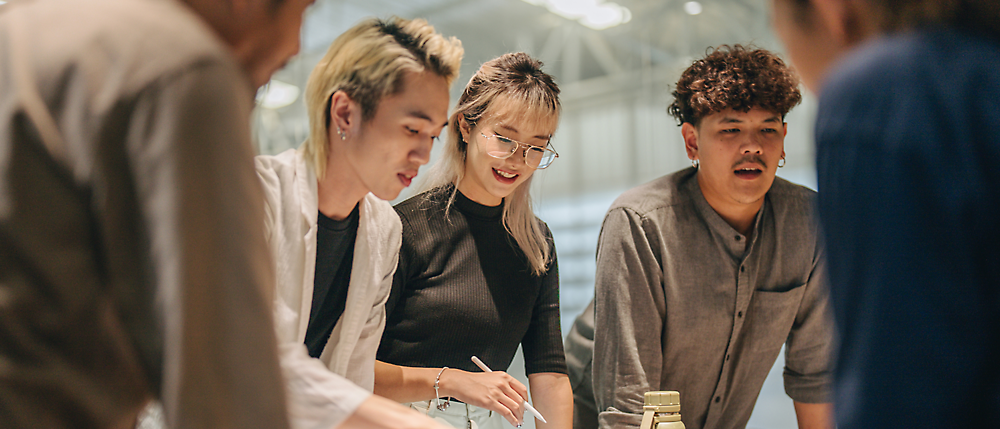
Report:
328,90,358,141
681,122,700,161
459,117,472,143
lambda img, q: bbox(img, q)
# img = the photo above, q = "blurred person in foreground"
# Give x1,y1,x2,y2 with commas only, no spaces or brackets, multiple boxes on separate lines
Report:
565,45,835,429
254,16,465,429
0,0,313,427
770,0,1000,427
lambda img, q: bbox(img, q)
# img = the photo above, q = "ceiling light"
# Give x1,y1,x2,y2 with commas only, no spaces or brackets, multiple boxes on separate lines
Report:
256,80,300,110
522,0,632,30
684,1,703,15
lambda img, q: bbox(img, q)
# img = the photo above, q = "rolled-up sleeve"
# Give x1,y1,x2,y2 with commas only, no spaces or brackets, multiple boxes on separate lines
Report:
279,343,371,429
782,246,834,403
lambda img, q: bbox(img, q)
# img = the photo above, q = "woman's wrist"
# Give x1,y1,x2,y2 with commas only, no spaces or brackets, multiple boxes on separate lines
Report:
433,367,451,410
435,367,460,398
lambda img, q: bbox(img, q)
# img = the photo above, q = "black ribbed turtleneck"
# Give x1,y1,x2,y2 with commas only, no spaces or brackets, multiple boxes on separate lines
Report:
378,185,566,375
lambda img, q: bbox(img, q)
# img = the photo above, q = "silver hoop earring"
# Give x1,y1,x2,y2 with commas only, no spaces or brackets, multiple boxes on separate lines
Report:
778,157,786,168
337,127,346,141
691,159,699,169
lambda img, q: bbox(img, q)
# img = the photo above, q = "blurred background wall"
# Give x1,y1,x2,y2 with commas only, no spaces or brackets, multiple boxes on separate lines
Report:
253,1,820,427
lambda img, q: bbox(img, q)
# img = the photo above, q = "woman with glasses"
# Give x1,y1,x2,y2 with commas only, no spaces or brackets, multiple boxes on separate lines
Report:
374,52,571,429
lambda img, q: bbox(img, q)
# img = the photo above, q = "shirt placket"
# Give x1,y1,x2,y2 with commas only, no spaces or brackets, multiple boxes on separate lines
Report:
703,232,757,427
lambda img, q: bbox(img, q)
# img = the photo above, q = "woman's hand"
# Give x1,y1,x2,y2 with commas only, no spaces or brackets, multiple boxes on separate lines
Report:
438,368,528,427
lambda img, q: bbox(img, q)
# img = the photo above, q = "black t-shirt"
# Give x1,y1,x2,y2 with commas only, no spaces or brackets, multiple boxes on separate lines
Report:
304,204,359,358
378,186,567,375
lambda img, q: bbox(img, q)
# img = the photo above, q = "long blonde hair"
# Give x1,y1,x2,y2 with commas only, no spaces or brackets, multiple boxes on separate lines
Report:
302,16,463,180
423,52,561,276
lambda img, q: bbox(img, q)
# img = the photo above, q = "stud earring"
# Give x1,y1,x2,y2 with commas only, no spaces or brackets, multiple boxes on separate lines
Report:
336,127,346,140
691,159,699,169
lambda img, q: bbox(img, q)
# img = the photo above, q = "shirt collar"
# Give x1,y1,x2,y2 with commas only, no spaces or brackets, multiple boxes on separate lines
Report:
684,171,767,261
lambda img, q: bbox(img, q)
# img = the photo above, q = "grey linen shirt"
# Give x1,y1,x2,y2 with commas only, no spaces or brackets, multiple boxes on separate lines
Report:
592,167,832,429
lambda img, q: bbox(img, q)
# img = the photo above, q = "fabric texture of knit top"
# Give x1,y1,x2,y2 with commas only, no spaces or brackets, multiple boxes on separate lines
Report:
378,185,567,375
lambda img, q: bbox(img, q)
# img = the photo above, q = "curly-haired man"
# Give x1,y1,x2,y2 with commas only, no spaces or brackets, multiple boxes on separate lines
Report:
564,45,834,429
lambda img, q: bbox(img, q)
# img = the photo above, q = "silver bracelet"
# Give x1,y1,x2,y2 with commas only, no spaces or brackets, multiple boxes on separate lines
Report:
434,367,451,411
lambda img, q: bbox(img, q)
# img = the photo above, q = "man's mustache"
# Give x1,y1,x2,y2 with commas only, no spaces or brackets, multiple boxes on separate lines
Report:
732,154,767,170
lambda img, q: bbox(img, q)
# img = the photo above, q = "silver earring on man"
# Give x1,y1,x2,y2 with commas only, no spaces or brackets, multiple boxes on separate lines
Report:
691,159,700,169
778,157,786,168
337,127,346,141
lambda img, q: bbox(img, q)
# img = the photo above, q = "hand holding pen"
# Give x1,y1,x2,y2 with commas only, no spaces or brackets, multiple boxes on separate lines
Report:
472,356,548,425
434,361,529,427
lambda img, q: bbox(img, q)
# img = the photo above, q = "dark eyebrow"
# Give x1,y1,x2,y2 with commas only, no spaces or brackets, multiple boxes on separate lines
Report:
498,124,520,134
718,115,782,124
407,110,448,128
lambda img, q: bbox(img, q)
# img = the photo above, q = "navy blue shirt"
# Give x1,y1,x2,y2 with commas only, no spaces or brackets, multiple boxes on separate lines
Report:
815,28,1000,428
304,204,359,358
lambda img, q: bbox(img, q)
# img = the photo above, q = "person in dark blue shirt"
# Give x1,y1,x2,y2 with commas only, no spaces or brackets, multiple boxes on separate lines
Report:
769,0,1000,427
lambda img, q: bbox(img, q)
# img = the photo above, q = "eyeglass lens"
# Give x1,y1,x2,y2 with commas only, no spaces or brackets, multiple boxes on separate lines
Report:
483,134,556,169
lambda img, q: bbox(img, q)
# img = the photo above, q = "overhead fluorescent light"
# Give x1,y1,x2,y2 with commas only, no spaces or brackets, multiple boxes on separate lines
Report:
522,0,632,30
684,1,703,16
256,79,301,110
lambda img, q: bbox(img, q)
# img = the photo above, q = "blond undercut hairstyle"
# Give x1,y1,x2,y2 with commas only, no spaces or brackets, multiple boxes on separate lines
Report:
424,52,561,276
303,16,463,180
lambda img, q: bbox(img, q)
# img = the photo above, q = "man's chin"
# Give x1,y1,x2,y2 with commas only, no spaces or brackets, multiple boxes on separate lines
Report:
371,186,404,202
730,186,771,204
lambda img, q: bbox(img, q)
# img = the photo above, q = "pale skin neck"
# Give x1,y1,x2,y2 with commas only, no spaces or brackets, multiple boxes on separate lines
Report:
317,145,369,220
696,173,763,237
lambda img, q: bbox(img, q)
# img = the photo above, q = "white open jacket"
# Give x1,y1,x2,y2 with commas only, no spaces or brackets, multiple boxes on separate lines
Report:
255,148,402,429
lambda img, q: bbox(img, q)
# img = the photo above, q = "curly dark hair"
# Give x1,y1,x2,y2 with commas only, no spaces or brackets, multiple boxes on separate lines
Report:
667,44,802,126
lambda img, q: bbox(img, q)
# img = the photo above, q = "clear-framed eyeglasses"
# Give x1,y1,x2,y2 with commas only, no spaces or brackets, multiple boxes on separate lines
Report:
479,132,559,169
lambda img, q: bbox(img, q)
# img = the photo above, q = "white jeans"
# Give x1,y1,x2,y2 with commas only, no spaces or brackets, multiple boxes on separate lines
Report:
406,400,510,429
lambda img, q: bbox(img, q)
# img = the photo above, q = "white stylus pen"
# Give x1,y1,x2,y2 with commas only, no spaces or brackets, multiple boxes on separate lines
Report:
471,356,548,424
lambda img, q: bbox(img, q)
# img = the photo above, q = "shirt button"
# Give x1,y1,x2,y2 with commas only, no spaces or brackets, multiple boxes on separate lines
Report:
726,354,730,361
714,396,721,403
740,266,745,273
738,311,743,318
735,235,741,241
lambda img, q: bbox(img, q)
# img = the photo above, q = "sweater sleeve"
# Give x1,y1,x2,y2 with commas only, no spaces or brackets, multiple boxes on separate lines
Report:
384,211,414,321
521,224,568,375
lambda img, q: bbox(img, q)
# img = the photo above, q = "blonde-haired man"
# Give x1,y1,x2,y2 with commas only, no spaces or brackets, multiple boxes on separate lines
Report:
254,16,464,429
